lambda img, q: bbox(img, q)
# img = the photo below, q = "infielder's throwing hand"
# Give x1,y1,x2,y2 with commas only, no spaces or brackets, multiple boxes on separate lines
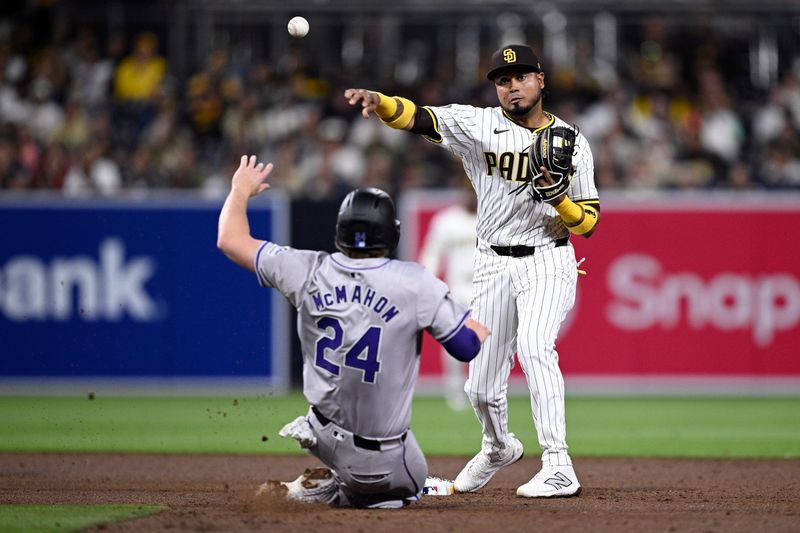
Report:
344,88,380,119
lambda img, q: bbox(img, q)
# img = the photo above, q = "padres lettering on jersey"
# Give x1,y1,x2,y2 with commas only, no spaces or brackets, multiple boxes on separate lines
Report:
424,105,598,247
483,151,531,182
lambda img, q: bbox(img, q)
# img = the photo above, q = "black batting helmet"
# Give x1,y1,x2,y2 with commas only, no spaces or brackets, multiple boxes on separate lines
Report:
335,187,400,252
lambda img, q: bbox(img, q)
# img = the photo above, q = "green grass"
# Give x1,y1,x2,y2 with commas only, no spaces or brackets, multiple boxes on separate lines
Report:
0,395,304,454
415,396,800,458
0,504,165,533
564,397,800,458
0,394,798,458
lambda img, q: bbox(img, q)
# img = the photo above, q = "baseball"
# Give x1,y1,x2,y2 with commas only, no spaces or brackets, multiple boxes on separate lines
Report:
287,16,309,38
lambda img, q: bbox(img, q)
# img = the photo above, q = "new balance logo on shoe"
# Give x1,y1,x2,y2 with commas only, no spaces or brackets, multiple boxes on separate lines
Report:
516,465,581,498
544,471,573,490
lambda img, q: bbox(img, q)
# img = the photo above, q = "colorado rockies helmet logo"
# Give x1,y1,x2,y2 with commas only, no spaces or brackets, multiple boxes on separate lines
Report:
503,48,516,63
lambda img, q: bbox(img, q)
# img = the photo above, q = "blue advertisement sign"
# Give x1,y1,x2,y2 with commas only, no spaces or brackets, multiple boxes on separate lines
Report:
0,195,289,387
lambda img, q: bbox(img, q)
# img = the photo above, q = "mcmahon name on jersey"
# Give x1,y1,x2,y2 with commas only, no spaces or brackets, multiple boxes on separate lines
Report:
311,284,400,324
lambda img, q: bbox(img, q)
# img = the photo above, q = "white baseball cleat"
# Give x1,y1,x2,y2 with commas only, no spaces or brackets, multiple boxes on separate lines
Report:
516,465,581,498
256,467,338,504
278,415,317,449
453,434,524,492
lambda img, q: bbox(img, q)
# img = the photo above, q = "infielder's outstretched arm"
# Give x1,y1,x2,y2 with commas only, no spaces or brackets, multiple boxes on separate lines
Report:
217,155,272,271
344,88,436,137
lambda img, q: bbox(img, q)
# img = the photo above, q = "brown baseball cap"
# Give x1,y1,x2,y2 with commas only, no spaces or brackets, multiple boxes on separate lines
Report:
486,44,542,81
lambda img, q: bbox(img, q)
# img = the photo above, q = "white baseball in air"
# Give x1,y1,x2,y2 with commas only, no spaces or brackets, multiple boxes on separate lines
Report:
288,16,309,38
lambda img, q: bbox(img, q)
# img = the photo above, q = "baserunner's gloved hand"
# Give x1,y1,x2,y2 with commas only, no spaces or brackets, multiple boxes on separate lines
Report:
279,415,317,449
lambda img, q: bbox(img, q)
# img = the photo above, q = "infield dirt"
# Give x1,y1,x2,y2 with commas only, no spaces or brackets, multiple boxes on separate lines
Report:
1,453,798,532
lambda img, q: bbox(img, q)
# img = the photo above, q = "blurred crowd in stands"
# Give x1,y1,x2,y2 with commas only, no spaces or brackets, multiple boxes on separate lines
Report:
1,14,799,200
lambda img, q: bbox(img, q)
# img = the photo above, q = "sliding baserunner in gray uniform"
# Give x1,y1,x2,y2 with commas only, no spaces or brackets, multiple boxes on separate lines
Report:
217,156,490,508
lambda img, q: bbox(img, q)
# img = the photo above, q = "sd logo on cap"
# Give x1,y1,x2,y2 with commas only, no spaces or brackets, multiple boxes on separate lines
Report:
487,44,542,81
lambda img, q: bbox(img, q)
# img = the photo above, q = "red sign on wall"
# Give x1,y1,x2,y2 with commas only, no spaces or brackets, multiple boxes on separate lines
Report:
400,193,800,378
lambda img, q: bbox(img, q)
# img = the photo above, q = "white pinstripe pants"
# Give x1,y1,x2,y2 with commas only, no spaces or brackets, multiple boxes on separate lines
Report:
465,239,577,467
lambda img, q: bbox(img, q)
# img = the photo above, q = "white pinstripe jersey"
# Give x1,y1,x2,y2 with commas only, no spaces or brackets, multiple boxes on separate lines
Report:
425,105,598,247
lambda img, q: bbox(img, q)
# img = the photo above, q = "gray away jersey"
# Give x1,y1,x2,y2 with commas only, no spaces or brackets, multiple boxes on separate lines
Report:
426,105,598,247
255,242,470,439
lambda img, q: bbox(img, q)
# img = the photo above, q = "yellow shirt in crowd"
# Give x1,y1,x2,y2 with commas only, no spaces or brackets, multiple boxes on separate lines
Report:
113,56,167,102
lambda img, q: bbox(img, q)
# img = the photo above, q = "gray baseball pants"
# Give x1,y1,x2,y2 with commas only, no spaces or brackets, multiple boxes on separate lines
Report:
307,406,427,508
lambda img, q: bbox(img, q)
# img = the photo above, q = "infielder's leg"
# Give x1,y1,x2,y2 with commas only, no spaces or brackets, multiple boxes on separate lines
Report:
464,245,518,458
511,245,577,467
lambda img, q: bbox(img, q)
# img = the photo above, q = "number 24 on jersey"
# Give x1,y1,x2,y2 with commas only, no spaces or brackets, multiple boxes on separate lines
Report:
314,317,382,384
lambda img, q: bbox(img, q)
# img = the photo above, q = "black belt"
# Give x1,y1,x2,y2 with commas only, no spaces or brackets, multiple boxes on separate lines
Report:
491,236,569,257
311,406,406,451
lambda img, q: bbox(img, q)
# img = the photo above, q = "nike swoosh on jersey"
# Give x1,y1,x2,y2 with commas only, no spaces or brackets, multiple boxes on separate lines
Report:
493,128,509,134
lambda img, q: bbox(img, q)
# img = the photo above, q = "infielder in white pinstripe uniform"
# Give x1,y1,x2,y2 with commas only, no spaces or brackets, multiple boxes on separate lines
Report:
345,44,600,498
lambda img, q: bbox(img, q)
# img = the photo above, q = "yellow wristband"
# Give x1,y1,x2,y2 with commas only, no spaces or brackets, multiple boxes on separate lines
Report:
384,97,416,129
554,197,599,235
374,92,398,120
553,196,583,223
